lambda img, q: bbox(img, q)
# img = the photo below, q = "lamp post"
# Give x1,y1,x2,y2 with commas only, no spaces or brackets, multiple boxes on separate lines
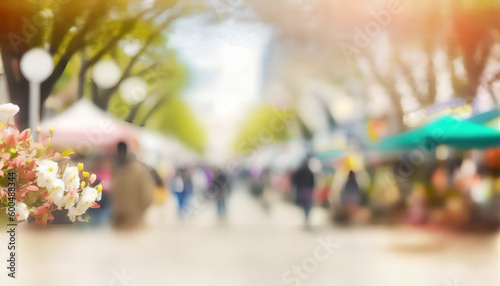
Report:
92,60,147,106
119,76,147,105
92,60,121,89
20,48,54,137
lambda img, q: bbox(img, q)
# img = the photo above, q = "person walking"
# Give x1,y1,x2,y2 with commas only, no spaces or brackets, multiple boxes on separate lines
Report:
210,168,230,220
179,167,194,216
292,159,315,227
111,142,155,229
339,170,362,222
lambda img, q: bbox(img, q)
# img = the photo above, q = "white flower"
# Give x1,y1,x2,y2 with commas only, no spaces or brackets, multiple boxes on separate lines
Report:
79,187,98,207
36,160,59,188
4,202,29,221
47,179,65,209
67,206,85,220
68,187,98,219
66,187,98,222
36,173,56,188
36,160,59,179
15,203,29,221
0,103,20,124
62,166,80,190
63,193,79,209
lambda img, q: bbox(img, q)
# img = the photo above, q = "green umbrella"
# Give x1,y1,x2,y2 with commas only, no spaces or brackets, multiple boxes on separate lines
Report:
373,116,500,151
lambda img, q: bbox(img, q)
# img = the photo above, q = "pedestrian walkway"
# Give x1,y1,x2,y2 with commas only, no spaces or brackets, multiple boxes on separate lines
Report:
2,186,500,286
146,185,330,228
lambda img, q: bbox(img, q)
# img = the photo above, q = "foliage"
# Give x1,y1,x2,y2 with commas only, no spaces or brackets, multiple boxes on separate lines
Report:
0,0,207,130
233,105,297,154
146,96,206,153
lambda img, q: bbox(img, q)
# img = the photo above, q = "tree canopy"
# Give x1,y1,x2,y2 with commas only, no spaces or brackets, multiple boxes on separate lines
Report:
0,0,208,151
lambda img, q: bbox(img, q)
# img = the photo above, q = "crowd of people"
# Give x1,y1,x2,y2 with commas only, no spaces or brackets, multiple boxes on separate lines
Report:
48,140,500,234
246,150,500,232
48,141,233,229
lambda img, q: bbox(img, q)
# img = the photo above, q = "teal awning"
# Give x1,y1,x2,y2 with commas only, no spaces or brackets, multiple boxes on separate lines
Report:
373,116,500,151
314,149,343,160
466,109,500,125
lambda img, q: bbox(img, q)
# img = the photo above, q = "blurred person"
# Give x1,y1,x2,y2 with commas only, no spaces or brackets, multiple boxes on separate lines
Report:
149,166,167,205
279,169,293,199
431,164,470,227
209,168,230,220
291,159,315,227
425,165,449,224
111,142,155,229
179,167,194,216
487,169,500,227
368,167,400,223
467,166,498,230
407,182,428,224
338,171,362,222
313,170,330,208
329,165,348,223
250,168,265,198
250,167,271,211
259,168,272,212
146,165,171,226
192,165,210,198
170,169,184,215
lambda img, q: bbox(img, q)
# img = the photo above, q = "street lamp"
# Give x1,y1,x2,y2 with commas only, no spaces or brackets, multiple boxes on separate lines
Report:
20,48,54,136
92,60,147,106
119,76,147,105
92,60,121,89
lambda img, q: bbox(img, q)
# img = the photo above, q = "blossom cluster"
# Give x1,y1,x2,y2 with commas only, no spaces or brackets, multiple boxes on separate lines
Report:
0,104,101,224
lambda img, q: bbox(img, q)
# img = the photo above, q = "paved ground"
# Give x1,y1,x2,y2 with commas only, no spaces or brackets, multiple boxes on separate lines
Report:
2,187,500,285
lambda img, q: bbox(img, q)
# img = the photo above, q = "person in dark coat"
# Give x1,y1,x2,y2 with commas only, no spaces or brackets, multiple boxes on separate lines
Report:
337,170,363,223
209,168,230,220
292,160,315,226
340,171,361,207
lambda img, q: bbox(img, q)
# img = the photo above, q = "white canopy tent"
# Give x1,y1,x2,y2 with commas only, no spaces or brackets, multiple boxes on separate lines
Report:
40,99,139,155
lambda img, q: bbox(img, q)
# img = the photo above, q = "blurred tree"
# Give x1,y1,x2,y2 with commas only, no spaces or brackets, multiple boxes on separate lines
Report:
103,49,207,152
354,0,500,130
0,0,204,130
145,96,206,153
248,0,500,132
233,105,297,154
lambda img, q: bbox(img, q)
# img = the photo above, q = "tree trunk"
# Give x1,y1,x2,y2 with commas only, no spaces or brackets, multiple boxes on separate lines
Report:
1,49,30,130
77,57,88,99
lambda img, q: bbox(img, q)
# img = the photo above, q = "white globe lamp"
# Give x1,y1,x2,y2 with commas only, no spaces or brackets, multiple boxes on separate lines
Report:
92,60,121,89
119,77,147,105
20,48,54,136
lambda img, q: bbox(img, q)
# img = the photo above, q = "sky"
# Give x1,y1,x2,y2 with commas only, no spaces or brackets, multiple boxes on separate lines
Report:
168,14,272,162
